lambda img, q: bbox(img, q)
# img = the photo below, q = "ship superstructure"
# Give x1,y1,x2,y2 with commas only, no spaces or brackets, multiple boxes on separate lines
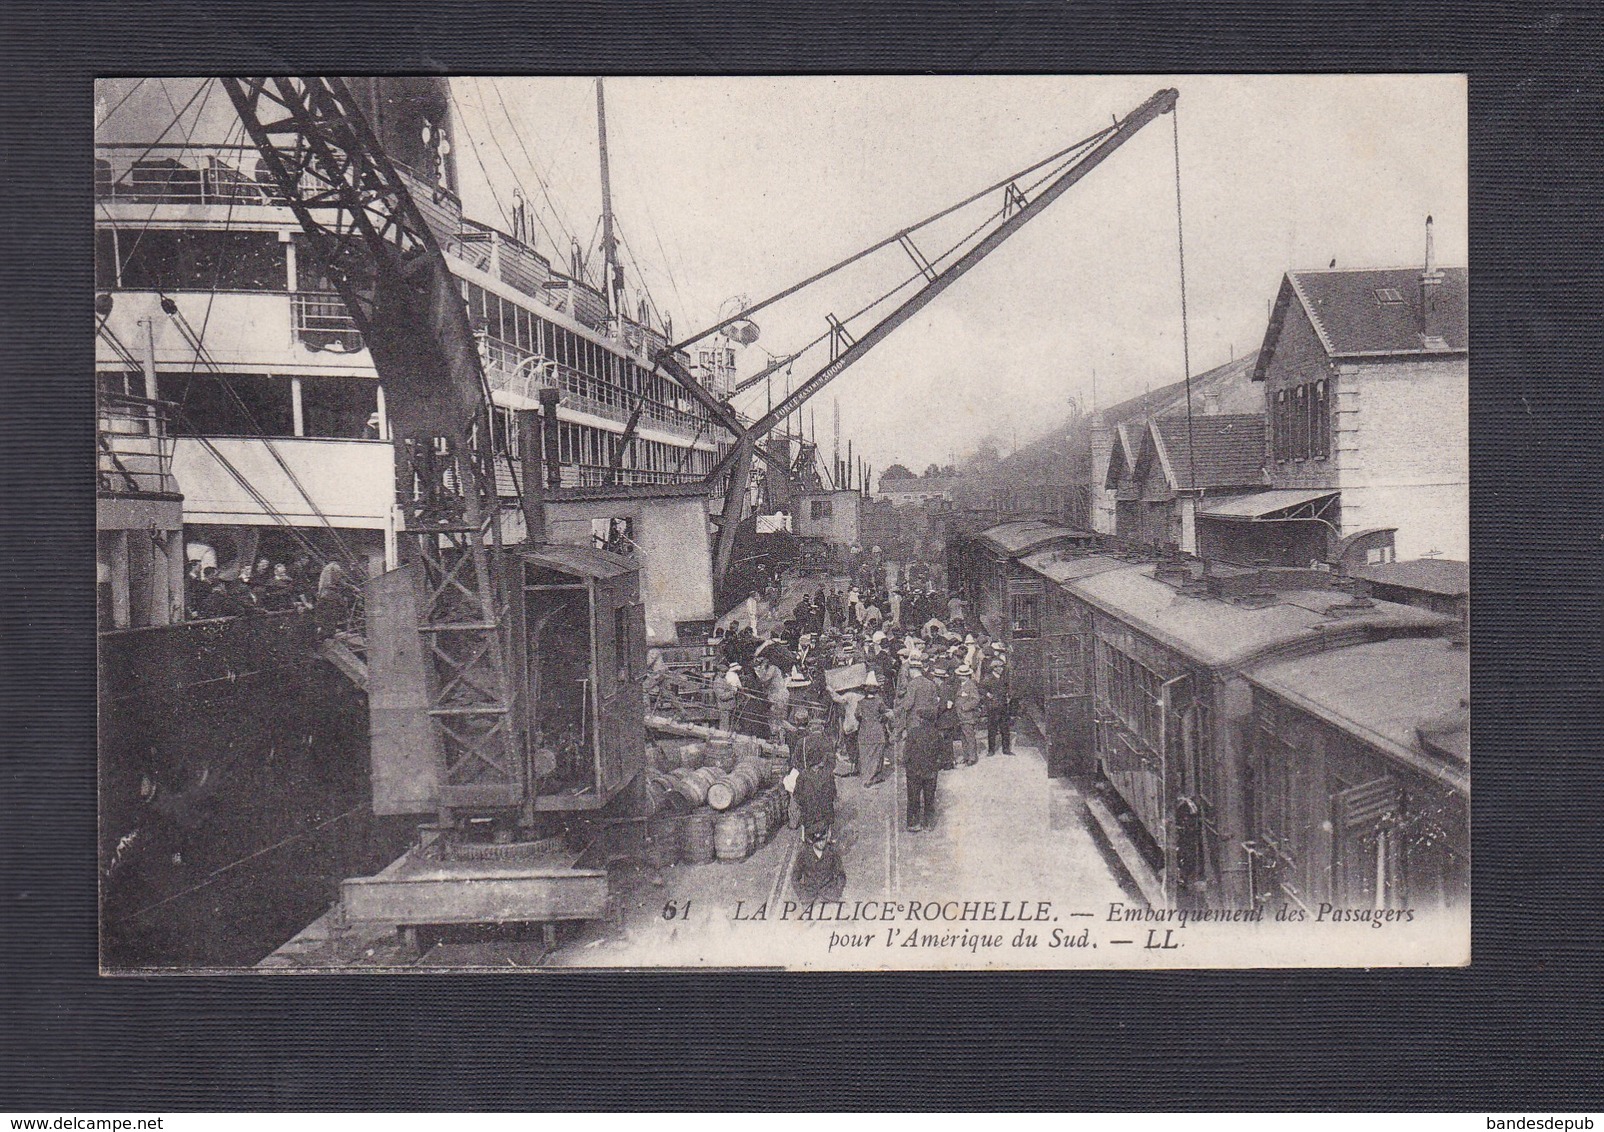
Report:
95,77,726,597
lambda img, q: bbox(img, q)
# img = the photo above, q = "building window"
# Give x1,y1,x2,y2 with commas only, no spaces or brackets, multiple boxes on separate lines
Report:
1313,379,1330,457
1273,379,1331,462
810,498,833,521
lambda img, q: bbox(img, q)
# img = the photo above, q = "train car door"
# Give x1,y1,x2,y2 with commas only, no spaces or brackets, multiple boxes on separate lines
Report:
1332,776,1404,909
1043,612,1092,777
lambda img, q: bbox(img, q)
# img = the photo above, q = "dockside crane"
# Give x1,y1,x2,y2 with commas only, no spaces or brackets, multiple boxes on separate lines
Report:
216,78,1181,938
220,78,529,823
653,86,1181,586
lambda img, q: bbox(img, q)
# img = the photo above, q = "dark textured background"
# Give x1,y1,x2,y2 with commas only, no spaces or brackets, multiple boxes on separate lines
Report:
3,0,1601,1111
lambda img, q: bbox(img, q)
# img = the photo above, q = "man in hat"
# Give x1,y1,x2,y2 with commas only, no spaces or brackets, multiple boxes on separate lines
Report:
954,663,983,766
933,659,961,771
715,662,742,733
982,655,1014,756
791,826,846,904
791,717,837,840
898,655,943,832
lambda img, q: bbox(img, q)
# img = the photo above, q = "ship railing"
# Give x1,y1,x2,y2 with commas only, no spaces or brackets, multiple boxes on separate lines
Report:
290,291,365,353
96,143,327,208
98,392,178,495
478,336,713,439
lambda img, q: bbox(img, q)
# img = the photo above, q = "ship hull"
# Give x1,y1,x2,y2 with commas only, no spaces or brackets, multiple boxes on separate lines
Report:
99,611,412,969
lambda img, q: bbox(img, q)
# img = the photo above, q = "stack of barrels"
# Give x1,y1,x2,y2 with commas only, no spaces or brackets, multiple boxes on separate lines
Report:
643,738,793,866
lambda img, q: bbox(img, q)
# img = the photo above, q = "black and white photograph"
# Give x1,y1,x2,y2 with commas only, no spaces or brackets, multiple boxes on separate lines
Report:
93,74,1469,971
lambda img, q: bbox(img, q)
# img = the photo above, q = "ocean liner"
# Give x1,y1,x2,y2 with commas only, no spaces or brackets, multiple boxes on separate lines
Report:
95,77,735,965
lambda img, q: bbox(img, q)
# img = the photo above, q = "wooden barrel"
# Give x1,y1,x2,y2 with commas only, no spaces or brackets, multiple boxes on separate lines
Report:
706,738,737,772
642,769,674,815
669,766,721,807
765,755,791,785
707,760,765,811
681,811,716,864
750,799,771,844
677,741,708,769
646,814,682,868
733,733,764,763
714,811,753,860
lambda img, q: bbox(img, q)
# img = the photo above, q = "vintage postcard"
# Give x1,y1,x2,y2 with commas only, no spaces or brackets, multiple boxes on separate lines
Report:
95,75,1467,971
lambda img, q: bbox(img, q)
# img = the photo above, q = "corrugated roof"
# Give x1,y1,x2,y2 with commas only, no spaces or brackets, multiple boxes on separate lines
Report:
1063,563,1452,669
1267,268,1468,367
1246,637,1469,789
1349,558,1469,597
1198,488,1339,520
975,519,1093,557
519,541,635,579
1147,414,1266,490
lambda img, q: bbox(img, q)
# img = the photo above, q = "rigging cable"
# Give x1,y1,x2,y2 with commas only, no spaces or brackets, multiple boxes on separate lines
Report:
105,79,216,271
446,85,515,233
485,77,581,255
95,78,148,130
719,131,1107,423
471,77,569,258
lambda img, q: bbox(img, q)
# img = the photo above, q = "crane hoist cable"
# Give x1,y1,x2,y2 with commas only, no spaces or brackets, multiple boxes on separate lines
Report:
1172,102,1196,494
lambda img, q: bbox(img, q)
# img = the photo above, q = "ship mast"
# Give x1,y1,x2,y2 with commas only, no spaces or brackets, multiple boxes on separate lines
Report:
595,78,624,319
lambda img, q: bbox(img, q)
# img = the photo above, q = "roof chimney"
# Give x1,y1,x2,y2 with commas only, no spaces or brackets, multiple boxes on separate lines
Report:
1419,214,1445,341
1201,389,1221,416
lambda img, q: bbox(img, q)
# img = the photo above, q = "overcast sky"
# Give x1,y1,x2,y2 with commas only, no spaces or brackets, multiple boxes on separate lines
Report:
450,75,1465,477
98,75,1467,479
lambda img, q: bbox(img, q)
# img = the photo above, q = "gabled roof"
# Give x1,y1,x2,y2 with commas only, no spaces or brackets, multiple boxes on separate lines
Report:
1136,415,1266,492
1103,422,1143,490
1255,267,1468,380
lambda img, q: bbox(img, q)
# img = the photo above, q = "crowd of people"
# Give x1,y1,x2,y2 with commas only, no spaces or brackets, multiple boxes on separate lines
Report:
184,555,358,637
709,551,1019,876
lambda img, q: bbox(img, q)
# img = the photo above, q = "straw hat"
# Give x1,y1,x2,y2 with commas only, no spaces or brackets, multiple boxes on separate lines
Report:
956,664,973,677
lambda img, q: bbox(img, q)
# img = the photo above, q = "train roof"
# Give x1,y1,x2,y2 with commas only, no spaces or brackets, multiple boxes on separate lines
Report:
1246,636,1469,792
1348,558,1469,597
1016,551,1129,585
1061,563,1454,669
974,519,1095,558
